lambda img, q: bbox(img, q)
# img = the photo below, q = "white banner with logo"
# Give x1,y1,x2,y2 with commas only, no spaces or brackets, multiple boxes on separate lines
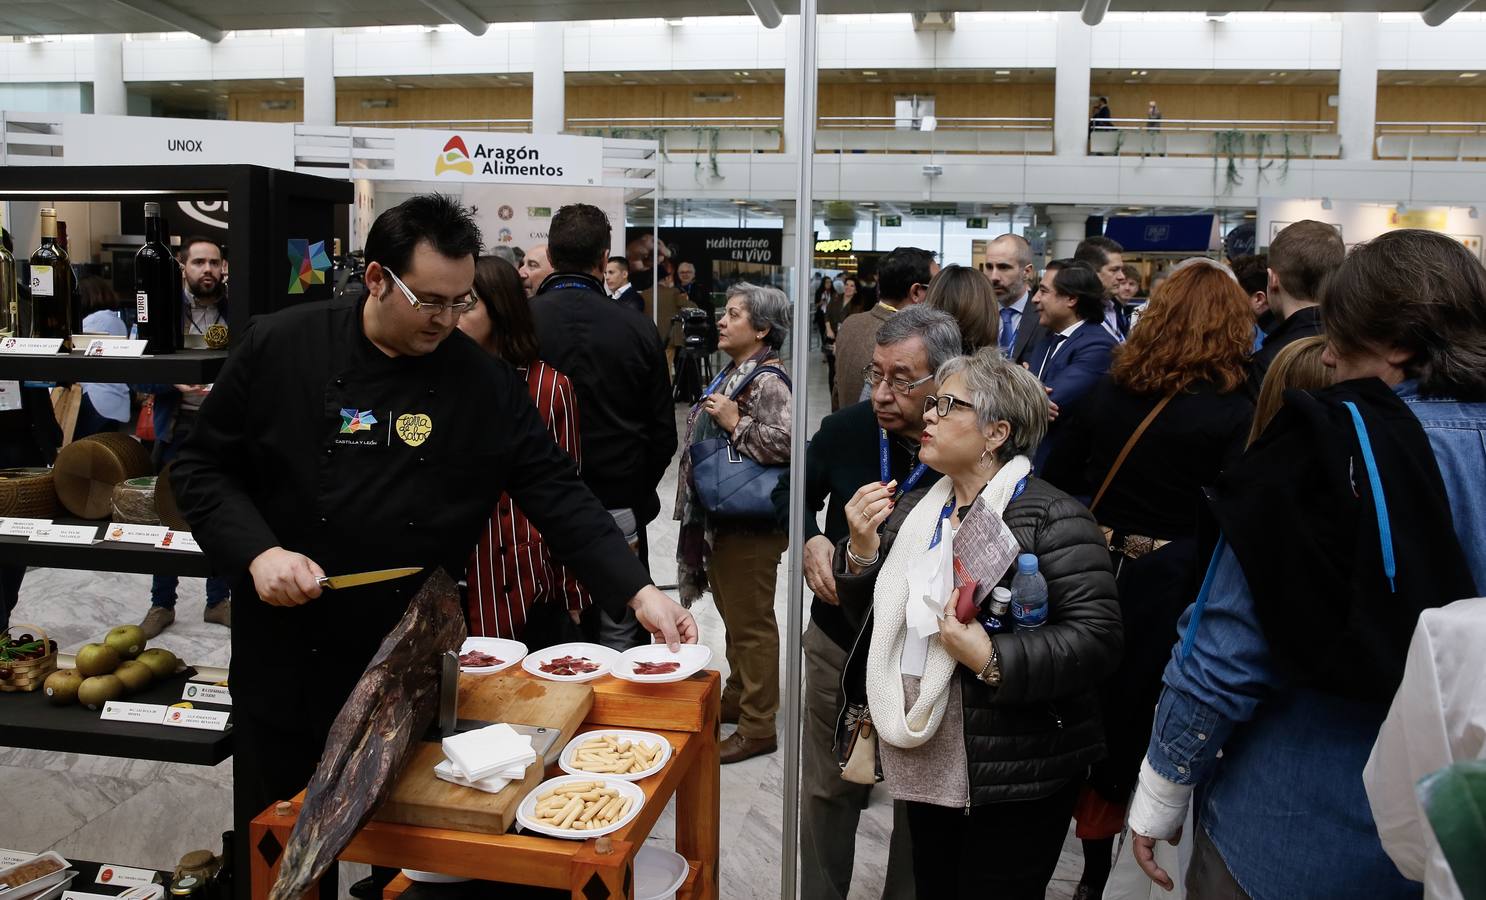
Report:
359,181,624,258
62,114,294,169
386,131,604,188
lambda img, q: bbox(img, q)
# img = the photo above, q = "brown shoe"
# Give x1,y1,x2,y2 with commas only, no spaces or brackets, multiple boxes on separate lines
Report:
719,732,777,765
140,606,175,639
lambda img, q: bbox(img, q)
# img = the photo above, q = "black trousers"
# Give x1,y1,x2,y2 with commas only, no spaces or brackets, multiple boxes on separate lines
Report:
905,779,1079,900
233,710,338,900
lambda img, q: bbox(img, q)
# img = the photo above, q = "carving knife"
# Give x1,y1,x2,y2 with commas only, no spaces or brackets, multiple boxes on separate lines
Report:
317,566,423,590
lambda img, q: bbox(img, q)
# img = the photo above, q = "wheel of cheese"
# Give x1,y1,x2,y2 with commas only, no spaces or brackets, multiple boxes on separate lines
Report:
111,476,159,525
154,461,190,531
51,432,152,519
0,468,59,519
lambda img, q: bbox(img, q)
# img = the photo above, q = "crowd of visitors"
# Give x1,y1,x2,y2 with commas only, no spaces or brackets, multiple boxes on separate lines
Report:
109,188,1483,900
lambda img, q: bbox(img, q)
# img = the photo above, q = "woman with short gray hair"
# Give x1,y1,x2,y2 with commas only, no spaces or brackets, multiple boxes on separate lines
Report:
834,348,1122,899
675,281,793,764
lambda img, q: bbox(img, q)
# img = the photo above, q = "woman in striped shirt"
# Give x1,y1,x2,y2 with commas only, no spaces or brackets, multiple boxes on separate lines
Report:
459,255,592,642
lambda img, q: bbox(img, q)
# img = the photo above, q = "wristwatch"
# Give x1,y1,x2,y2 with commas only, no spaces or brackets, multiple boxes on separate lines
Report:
977,641,1002,686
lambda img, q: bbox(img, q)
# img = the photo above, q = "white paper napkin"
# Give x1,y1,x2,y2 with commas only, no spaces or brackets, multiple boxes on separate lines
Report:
441,724,537,782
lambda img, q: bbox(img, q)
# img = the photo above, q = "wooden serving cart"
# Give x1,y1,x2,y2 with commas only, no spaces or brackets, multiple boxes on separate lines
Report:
249,668,720,900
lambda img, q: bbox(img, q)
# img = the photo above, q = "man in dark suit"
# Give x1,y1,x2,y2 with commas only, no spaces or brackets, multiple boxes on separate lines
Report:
982,233,1046,364
1027,258,1118,470
603,255,644,314
1246,220,1345,398
1075,235,1131,341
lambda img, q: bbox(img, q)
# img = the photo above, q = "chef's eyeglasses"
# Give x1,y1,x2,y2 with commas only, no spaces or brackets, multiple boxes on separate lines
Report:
862,366,935,396
385,269,477,316
923,393,976,418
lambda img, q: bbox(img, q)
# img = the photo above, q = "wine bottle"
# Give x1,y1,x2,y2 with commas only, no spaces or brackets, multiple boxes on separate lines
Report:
28,208,75,351
135,202,181,354
0,208,16,337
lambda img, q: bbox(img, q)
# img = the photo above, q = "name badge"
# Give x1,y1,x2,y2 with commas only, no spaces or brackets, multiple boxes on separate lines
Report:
94,865,157,889
29,524,99,545
154,531,202,553
104,524,169,545
0,337,63,355
161,706,230,732
181,683,230,706
0,518,51,538
100,702,168,725
79,339,148,358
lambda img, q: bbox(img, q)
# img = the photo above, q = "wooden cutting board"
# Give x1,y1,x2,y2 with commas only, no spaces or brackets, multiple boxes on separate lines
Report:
376,674,594,835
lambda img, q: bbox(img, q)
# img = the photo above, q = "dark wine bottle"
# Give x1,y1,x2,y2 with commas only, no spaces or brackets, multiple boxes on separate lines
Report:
28,208,75,351
135,202,182,354
0,207,16,337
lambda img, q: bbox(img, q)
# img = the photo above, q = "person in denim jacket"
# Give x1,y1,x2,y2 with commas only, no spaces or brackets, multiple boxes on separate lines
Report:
1128,230,1486,899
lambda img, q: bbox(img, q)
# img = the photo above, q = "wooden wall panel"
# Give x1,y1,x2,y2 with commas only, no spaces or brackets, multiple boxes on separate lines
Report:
228,90,301,123
336,88,532,123
816,81,1054,120
564,83,784,122
1090,83,1337,124
1377,85,1486,122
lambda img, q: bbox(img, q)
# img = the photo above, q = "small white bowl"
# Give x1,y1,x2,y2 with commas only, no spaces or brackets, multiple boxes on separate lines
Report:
399,870,470,884
521,642,620,683
458,637,527,674
515,774,645,840
612,644,713,684
558,729,672,782
635,846,690,900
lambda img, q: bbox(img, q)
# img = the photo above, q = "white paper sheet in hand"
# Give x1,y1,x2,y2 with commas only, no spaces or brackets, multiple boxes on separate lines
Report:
953,497,1021,608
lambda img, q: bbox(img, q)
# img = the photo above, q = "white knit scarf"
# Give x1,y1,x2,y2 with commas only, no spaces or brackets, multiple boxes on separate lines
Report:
867,455,1032,749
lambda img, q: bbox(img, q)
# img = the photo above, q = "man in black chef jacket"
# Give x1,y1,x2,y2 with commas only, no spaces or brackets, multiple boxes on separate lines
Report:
170,195,696,895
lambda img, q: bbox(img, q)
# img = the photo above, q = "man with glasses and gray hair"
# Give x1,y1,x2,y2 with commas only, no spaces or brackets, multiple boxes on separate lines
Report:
773,304,962,900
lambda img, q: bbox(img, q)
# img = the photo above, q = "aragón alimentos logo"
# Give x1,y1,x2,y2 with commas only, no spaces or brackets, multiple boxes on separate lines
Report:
435,136,475,176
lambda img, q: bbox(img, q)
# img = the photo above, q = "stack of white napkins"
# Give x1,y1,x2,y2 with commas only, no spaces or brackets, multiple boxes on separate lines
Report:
438,723,538,794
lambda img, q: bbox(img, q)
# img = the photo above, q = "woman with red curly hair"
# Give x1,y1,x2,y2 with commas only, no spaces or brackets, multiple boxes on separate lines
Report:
1042,257,1254,900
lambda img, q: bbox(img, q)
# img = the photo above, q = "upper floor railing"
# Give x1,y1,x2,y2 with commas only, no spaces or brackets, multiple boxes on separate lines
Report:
1090,117,1340,158
337,117,533,132
1376,120,1486,160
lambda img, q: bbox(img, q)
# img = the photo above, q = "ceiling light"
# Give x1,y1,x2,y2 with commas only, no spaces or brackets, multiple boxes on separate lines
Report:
664,17,683,25
994,69,1011,75
1460,72,1479,78
740,71,749,76
1131,70,1139,76
862,70,877,76
194,88,209,93
994,78,1010,83
1257,80,1276,85
169,81,182,87
1140,70,1148,75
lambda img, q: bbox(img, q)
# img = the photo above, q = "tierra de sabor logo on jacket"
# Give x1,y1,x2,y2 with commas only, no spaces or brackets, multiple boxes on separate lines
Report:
396,413,433,447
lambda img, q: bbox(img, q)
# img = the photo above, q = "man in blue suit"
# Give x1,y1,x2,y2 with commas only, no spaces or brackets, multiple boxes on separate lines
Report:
1027,258,1118,469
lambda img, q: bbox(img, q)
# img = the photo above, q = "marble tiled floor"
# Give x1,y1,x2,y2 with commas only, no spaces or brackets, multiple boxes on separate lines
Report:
0,351,1086,899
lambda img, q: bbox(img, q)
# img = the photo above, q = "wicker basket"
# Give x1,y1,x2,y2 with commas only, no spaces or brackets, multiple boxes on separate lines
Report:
53,432,152,519
0,624,58,693
0,468,60,519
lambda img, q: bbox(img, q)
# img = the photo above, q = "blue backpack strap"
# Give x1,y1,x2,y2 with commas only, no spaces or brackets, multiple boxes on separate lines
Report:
1180,535,1226,663
727,364,792,399
1342,400,1397,592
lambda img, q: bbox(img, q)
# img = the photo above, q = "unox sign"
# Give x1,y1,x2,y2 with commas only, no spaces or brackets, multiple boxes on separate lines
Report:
392,131,604,187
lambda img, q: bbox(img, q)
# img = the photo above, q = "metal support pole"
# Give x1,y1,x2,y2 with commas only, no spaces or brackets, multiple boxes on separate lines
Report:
781,1,818,898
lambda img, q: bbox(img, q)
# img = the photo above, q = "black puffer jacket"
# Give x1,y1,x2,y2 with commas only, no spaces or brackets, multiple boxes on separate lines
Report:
837,476,1122,805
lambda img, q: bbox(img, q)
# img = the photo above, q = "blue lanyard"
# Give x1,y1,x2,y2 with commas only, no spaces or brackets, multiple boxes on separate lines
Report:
880,428,929,497
929,476,1029,551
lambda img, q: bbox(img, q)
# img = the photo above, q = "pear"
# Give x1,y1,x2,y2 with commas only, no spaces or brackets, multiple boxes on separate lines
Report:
104,624,146,660
75,642,121,677
114,660,153,695
77,674,124,709
137,648,179,679
43,669,83,706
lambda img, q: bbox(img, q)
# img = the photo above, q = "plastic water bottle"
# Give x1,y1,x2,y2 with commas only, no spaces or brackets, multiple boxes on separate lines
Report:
981,586,1013,635
1010,554,1049,631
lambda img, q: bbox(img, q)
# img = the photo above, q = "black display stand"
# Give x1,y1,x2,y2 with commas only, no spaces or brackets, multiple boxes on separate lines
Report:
0,350,226,385
1,667,231,766
0,519,213,577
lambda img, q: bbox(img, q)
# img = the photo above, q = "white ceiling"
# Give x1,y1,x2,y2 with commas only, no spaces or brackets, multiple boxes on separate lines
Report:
0,1,1470,36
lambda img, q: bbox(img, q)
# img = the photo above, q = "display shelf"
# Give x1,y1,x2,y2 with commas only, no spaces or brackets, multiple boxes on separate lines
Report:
0,519,213,578
0,349,227,385
0,666,232,766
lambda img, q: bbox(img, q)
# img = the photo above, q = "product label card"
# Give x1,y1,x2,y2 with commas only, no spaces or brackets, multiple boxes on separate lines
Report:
154,531,202,553
0,518,52,537
135,291,149,324
0,337,63,355
94,865,156,889
64,892,120,900
0,382,21,412
29,524,99,545
161,706,230,731
81,339,147,358
100,701,168,725
180,683,230,706
104,523,169,545
0,850,33,867
30,265,53,298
